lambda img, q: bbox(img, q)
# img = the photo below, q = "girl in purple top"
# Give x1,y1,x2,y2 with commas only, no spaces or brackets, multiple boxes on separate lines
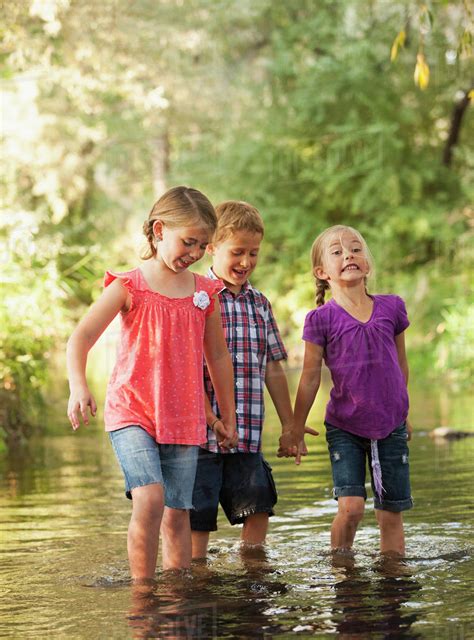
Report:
280,225,413,556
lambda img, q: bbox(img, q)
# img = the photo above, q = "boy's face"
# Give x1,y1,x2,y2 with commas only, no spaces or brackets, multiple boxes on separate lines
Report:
208,230,263,294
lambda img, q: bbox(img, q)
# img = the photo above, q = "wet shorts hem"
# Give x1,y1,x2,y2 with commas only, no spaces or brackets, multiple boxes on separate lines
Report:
125,480,163,501
229,506,275,526
374,497,414,512
333,485,367,500
189,521,218,532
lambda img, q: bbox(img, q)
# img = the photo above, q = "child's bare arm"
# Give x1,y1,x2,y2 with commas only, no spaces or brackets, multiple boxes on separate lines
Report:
67,279,130,430
395,331,412,439
267,359,318,464
294,342,323,431
279,342,323,464
265,359,293,431
203,298,236,443
203,393,237,449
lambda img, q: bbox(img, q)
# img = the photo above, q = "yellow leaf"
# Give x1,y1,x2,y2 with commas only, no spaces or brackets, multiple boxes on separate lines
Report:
468,89,474,101
390,30,406,62
414,53,430,90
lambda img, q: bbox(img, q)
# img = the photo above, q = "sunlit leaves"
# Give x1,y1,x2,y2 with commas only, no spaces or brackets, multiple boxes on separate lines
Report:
414,52,430,89
390,29,406,61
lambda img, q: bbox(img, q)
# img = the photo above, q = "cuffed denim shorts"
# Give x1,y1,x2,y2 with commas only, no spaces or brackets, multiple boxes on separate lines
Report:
109,425,199,509
190,449,277,530
325,422,413,512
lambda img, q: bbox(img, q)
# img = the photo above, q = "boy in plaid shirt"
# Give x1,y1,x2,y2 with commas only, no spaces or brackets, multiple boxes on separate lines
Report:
191,201,314,557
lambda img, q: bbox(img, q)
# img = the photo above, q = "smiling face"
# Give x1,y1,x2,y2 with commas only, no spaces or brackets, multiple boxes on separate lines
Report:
209,230,263,294
153,219,211,272
316,230,370,286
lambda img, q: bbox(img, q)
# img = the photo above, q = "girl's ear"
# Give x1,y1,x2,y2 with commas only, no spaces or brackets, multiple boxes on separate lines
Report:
314,265,329,281
206,243,216,256
152,219,164,239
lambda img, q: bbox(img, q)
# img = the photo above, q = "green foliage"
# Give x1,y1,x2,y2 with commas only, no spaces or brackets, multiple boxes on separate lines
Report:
0,0,472,447
172,0,473,386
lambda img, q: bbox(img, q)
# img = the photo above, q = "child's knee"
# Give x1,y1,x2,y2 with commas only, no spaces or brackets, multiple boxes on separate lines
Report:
131,483,164,515
162,507,190,531
338,497,365,523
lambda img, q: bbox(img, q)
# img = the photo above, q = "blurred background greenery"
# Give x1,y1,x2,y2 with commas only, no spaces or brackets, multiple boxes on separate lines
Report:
1,0,472,448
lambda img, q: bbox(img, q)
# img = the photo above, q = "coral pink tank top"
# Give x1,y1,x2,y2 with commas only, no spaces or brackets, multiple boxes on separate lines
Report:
103,268,223,445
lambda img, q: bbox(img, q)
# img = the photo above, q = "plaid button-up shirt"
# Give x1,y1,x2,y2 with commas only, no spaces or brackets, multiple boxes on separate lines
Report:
203,268,288,453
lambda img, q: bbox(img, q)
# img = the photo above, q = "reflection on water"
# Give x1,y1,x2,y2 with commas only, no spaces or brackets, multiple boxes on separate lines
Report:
0,420,473,638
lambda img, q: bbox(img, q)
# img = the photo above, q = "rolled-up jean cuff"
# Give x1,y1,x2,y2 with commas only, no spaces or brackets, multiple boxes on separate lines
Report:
374,497,414,512
333,485,367,500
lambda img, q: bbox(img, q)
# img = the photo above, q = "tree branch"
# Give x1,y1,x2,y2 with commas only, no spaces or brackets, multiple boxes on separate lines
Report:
442,87,472,166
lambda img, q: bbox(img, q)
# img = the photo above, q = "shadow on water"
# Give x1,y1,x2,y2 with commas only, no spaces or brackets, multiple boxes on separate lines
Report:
125,547,290,639
327,553,423,639
89,548,427,639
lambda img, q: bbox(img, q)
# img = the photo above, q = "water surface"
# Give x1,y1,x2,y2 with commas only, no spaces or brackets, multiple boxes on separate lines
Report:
0,385,473,638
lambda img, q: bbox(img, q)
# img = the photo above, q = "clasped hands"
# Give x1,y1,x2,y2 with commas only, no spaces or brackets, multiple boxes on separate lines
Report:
277,426,319,465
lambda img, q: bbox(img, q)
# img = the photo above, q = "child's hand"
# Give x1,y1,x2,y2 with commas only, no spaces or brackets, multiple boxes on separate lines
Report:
278,427,319,465
67,386,97,430
278,430,299,458
295,427,319,464
406,418,413,441
212,419,238,450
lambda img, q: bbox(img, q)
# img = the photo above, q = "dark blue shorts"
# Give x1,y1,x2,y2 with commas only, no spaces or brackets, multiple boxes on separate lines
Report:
190,449,277,530
325,422,413,512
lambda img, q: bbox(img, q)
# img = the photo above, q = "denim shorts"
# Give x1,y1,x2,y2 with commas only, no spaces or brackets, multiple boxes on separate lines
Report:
190,449,277,530
325,422,413,512
109,426,198,509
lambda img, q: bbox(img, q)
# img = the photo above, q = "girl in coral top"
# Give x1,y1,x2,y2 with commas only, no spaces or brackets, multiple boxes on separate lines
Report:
67,186,236,579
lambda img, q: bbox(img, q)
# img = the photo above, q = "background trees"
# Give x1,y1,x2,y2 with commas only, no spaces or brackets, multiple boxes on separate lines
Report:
1,0,472,446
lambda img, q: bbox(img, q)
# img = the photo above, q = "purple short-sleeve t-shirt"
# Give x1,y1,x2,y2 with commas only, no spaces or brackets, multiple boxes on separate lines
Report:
303,295,409,439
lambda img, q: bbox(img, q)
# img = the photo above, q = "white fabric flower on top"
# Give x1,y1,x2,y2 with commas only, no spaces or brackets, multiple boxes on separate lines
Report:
193,290,210,310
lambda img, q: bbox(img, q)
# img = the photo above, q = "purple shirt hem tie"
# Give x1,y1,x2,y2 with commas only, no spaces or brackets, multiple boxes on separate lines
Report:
371,439,384,502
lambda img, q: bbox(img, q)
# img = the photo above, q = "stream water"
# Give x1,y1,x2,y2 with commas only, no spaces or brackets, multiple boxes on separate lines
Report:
0,382,473,638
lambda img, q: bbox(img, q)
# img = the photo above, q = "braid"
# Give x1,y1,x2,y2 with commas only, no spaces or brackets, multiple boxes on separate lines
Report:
141,218,157,260
315,279,329,307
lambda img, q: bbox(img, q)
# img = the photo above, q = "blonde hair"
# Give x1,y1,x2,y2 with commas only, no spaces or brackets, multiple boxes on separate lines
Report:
141,186,217,260
310,225,374,306
213,200,264,243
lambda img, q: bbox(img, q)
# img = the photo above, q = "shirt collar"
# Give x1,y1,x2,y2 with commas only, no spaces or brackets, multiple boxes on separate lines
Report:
207,267,254,296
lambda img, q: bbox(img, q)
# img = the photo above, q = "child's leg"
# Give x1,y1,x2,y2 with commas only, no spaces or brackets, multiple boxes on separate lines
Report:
161,507,192,569
371,422,413,556
221,454,277,545
109,426,168,579
191,531,211,559
375,510,405,555
159,444,200,567
190,449,223,560
242,513,269,544
325,423,368,551
331,496,365,550
128,483,165,578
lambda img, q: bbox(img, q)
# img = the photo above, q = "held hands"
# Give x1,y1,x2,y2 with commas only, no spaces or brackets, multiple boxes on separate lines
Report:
277,426,319,465
67,385,97,430
406,418,413,441
211,418,238,450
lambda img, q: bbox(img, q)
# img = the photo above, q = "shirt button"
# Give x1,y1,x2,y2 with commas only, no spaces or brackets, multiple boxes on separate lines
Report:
236,380,241,387
236,354,242,361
